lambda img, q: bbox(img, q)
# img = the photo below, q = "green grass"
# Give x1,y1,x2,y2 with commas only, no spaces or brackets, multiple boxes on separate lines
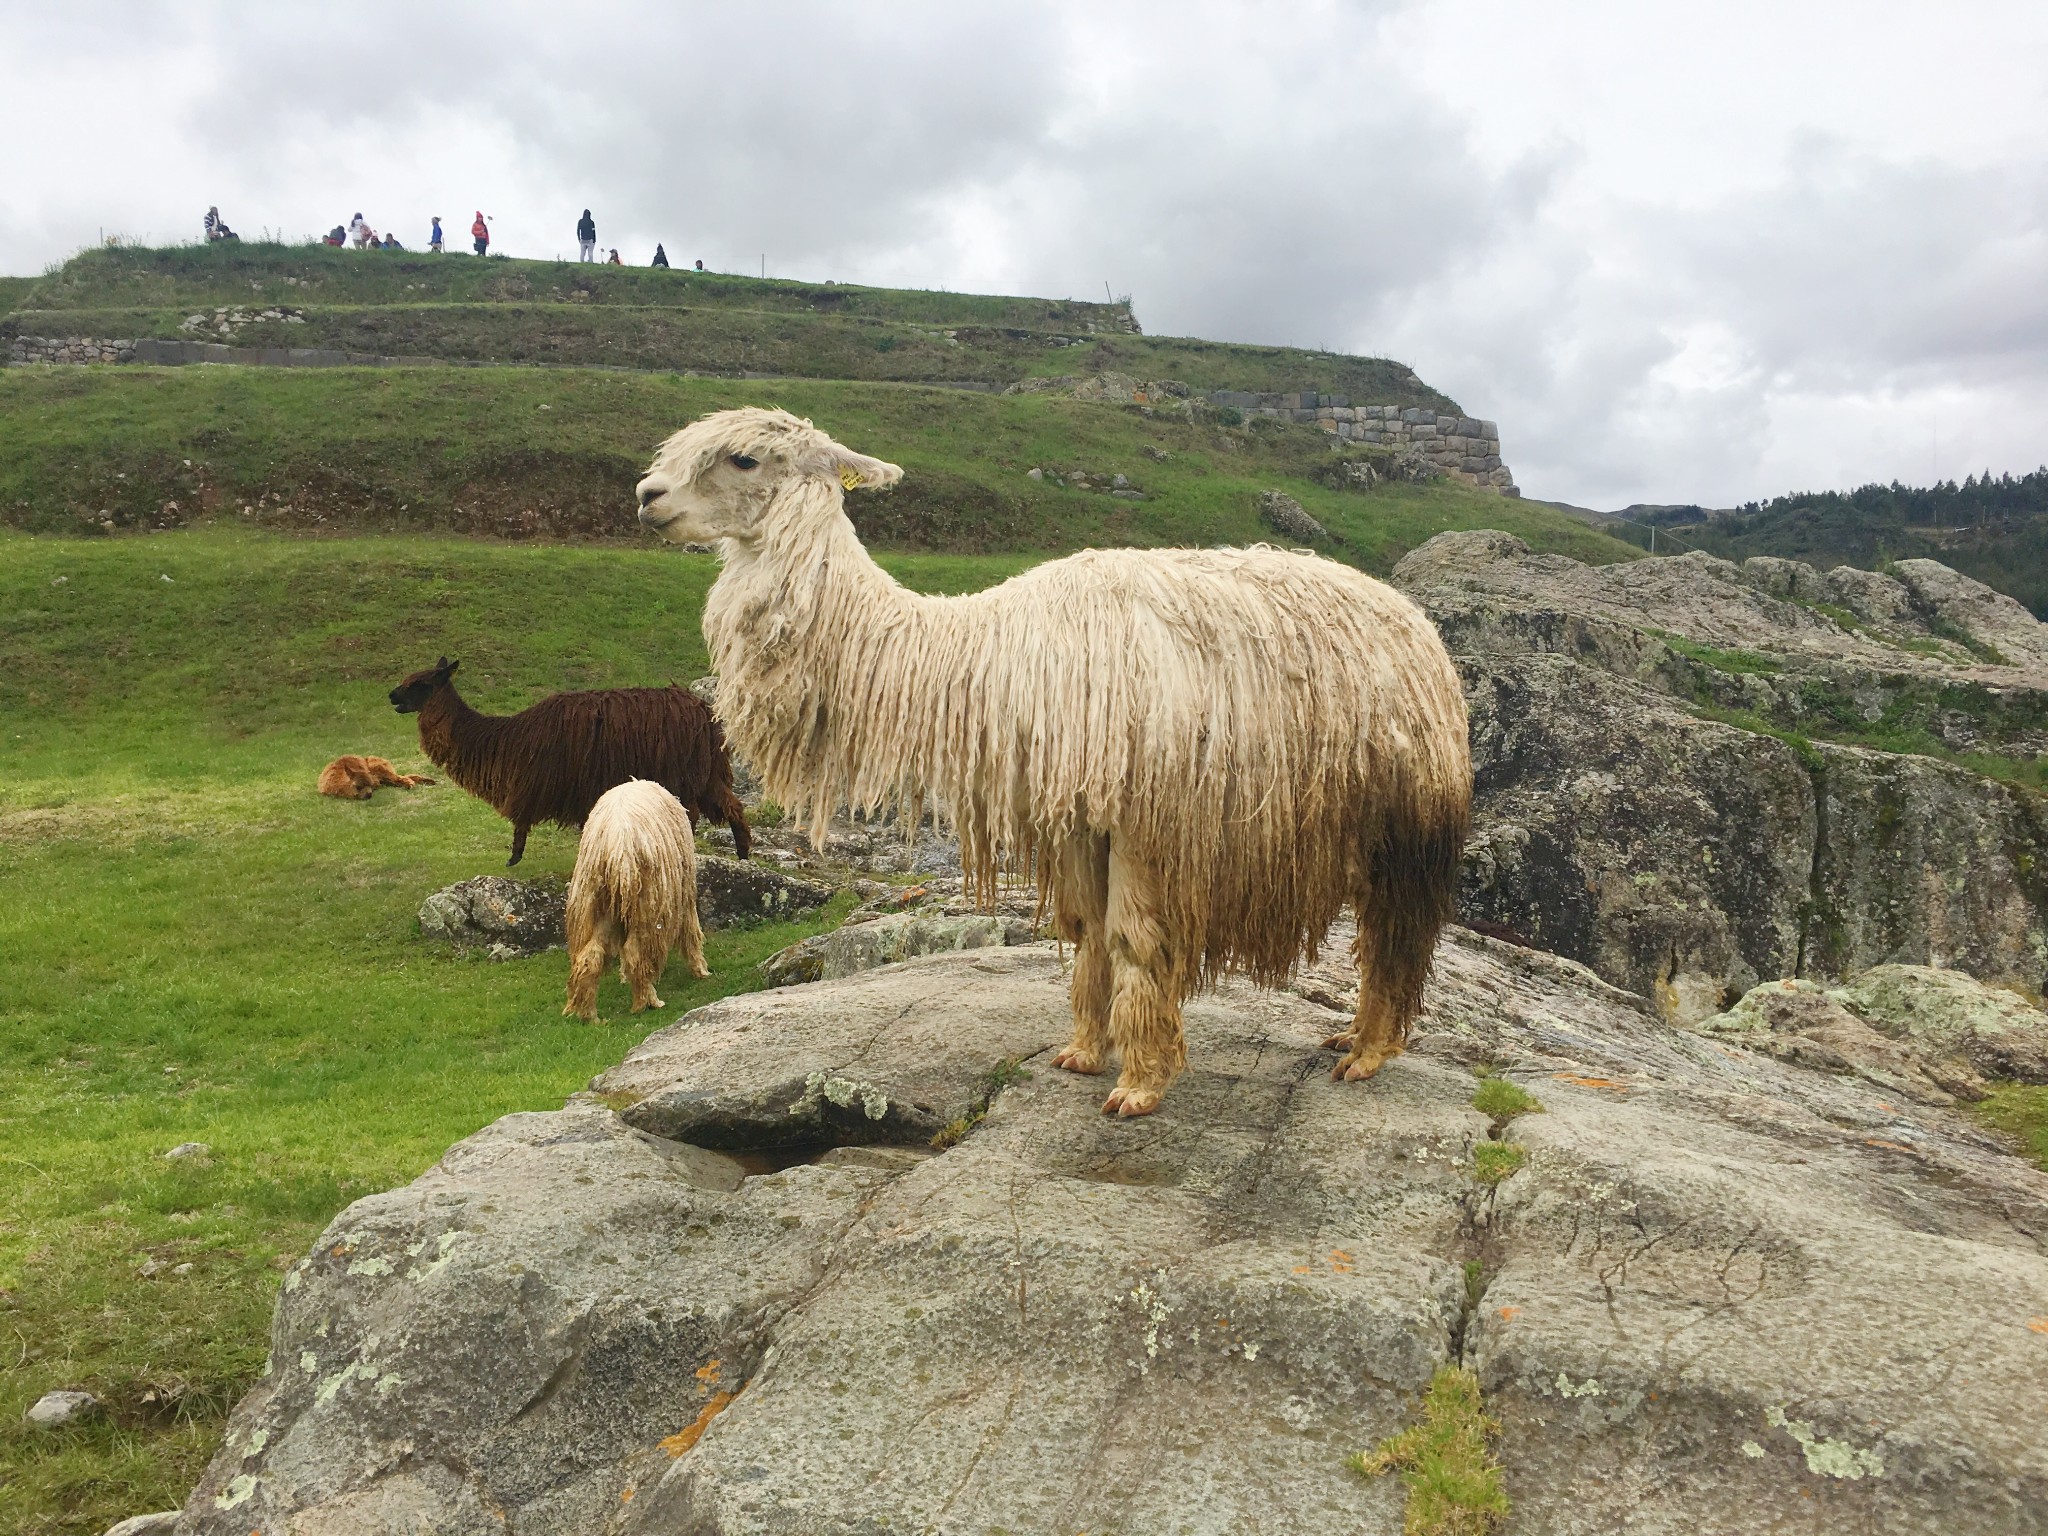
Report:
1470,1076,1541,1129
1973,1083,2048,1172
1469,1141,1529,1186
0,366,1635,573
1350,1364,1509,1535
1651,632,1783,676
7,243,1459,409
0,527,1026,1534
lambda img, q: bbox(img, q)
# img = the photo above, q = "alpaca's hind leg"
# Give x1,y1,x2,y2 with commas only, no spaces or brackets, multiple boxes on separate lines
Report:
711,789,752,861
1050,831,1110,1076
675,897,711,981
1101,846,1187,1117
564,926,615,1023
507,822,530,866
621,927,671,1013
1330,908,1409,1081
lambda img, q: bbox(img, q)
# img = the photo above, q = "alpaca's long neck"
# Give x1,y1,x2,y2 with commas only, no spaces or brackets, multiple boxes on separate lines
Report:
704,492,950,833
417,686,512,801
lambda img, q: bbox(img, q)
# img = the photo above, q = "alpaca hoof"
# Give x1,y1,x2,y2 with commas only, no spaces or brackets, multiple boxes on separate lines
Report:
1320,1031,1352,1052
629,995,665,1014
1332,1043,1401,1082
1052,1045,1104,1075
1102,1083,1162,1117
690,963,710,979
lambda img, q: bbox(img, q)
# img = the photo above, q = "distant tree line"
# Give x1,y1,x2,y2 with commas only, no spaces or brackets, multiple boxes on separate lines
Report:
1726,467,2048,532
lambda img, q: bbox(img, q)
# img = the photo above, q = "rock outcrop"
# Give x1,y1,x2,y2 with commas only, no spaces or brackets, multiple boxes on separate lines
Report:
172,938,2048,1534
1397,532,2048,1015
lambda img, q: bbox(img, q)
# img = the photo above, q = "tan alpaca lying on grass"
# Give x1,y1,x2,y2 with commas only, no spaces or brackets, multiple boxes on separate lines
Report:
634,407,1472,1115
317,755,436,800
564,779,709,1022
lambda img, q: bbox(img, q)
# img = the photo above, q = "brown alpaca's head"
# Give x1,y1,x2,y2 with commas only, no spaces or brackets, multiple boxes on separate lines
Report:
390,656,458,714
635,406,902,547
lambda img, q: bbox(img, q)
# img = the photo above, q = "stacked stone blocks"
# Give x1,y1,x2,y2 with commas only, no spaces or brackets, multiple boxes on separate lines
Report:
1209,389,1516,494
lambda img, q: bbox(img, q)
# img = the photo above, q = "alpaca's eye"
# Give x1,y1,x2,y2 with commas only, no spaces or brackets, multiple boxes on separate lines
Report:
729,454,759,471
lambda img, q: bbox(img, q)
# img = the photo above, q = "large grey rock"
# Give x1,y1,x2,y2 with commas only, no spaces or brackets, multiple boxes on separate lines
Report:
1689,977,1984,1105
692,856,832,927
1398,531,2048,1011
176,940,2048,1533
758,909,1035,987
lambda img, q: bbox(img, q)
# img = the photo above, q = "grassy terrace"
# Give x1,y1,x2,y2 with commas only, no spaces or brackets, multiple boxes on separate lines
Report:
4,243,1459,407
0,365,1623,566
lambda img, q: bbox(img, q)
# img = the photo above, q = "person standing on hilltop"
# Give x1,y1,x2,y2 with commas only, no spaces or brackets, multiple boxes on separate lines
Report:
472,211,490,257
577,209,597,262
430,215,444,253
350,212,373,249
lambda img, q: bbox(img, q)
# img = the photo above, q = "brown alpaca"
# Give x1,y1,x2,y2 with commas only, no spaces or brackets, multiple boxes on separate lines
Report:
388,658,752,865
564,779,709,1021
317,755,437,800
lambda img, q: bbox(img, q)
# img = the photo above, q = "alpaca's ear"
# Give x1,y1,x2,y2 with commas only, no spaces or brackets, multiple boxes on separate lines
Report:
819,444,902,492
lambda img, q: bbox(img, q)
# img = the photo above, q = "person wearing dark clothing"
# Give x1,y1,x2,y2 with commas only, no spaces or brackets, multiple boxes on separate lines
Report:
606,249,622,265
577,209,597,262
381,232,404,250
693,258,704,271
472,212,490,257
325,225,346,246
652,244,669,268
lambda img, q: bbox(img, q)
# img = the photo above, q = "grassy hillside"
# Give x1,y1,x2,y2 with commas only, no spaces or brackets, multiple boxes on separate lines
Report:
0,365,1630,569
0,529,1052,1533
4,243,1457,407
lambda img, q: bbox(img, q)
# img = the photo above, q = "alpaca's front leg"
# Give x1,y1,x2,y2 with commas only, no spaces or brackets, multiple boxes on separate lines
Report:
622,930,669,1013
1050,831,1110,1075
1100,846,1186,1116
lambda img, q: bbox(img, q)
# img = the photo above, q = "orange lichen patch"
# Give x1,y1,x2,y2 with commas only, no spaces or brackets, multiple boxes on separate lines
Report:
1496,1306,1522,1322
694,1358,723,1383
1863,1138,1917,1153
661,1390,738,1457
1552,1074,1628,1092
2026,1316,2048,1334
620,1486,635,1503
1330,1249,1353,1263
1293,1264,1314,1275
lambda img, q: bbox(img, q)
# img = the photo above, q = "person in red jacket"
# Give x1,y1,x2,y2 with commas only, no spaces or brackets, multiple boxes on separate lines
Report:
471,212,490,257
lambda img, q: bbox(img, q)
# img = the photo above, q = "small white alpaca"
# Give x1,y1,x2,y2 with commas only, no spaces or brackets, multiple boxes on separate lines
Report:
563,779,709,1021
634,408,1471,1114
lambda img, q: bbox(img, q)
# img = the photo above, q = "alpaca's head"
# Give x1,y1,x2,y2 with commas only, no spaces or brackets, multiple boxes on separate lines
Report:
389,656,459,713
636,407,901,546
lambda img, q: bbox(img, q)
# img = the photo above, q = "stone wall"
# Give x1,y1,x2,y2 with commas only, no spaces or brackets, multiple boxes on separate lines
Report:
8,336,137,364
1210,390,1517,494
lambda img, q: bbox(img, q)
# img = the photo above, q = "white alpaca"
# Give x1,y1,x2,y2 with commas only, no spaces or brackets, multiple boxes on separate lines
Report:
635,408,1470,1114
563,779,709,1022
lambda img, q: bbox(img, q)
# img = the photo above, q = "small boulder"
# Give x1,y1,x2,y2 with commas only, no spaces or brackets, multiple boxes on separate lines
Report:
417,875,566,959
1255,490,1328,543
1831,964,2048,1082
26,1389,101,1429
161,1141,210,1160
104,1513,182,1536
694,855,833,928
1692,978,1985,1104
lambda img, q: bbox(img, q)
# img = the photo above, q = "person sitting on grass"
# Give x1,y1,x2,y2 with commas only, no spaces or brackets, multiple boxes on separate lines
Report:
381,231,404,250
204,205,233,241
607,248,622,265
652,243,669,268
324,224,346,246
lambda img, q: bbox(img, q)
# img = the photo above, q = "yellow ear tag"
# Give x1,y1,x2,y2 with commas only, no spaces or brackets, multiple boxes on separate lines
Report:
838,464,864,491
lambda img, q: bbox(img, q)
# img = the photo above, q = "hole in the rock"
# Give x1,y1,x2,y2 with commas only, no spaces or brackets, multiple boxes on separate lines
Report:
725,1143,840,1177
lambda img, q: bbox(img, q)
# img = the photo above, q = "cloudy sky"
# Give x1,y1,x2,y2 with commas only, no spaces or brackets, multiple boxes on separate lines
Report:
3,1,2043,508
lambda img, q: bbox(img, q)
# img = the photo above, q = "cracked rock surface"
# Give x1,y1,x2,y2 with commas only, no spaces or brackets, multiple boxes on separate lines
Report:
173,937,2048,1533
